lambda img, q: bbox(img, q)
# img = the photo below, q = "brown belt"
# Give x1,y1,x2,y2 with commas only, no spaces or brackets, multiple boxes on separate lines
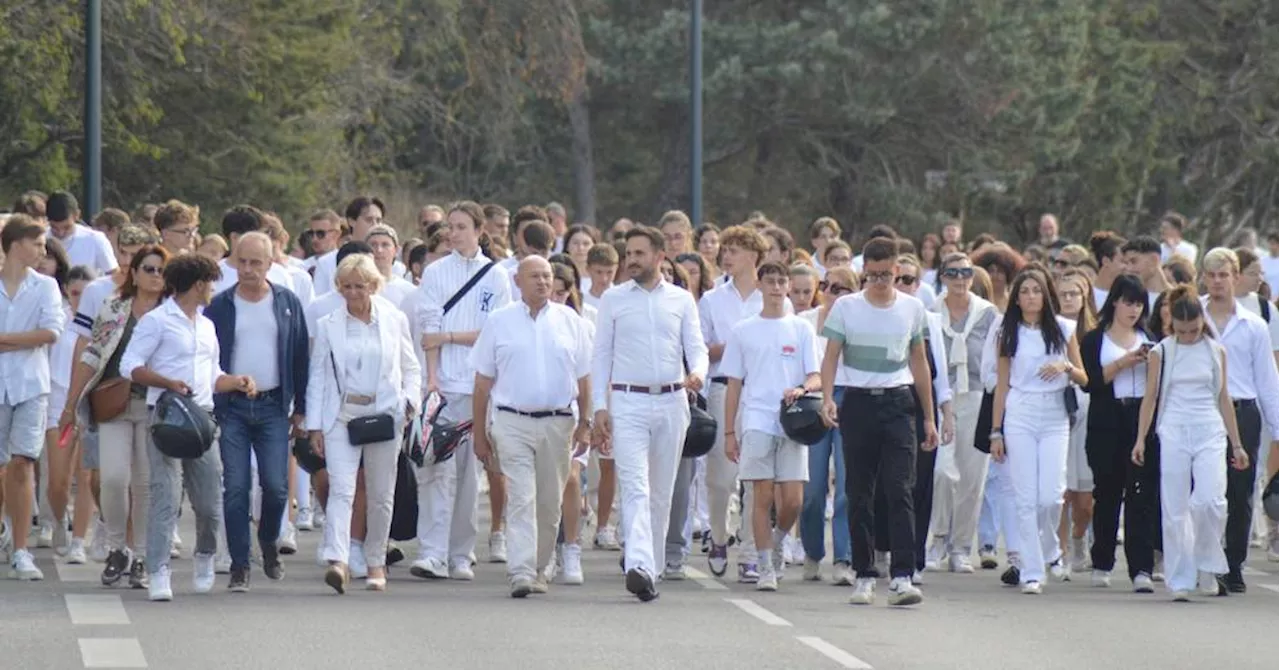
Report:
610,383,684,396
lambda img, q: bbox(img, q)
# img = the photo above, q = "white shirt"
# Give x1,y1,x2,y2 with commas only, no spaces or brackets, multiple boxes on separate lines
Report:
342,314,382,397
1005,317,1077,394
282,263,314,307
1092,285,1110,311
1100,331,1149,399
699,278,793,378
799,308,856,387
231,292,280,391
306,291,398,340
1262,254,1280,299
212,259,295,296
719,314,819,437
51,224,116,275
591,279,709,410
72,275,119,338
417,249,512,395
381,275,417,311
119,298,225,409
1236,293,1279,352
311,250,338,296
471,300,593,412
1160,239,1198,263
50,303,77,396
583,288,605,311
0,270,65,404
1201,298,1280,440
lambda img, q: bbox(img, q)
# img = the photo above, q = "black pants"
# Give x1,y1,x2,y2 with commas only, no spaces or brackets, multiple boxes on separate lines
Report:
1090,401,1160,578
873,401,935,572
842,387,917,579
1225,400,1262,574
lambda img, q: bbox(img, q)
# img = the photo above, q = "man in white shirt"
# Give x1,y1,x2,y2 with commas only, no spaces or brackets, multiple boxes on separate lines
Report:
44,191,117,275
119,253,255,602
210,206,296,295
1159,211,1198,263
721,261,820,592
546,202,569,253
1089,231,1127,307
1201,248,1280,593
313,198,405,293
592,226,709,602
366,225,416,309
471,256,593,596
154,200,199,258
304,209,344,279
412,201,512,581
583,243,619,313
0,215,67,580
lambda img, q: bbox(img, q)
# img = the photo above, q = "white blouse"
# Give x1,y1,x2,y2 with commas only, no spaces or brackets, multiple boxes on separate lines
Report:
343,314,382,398
1006,316,1077,393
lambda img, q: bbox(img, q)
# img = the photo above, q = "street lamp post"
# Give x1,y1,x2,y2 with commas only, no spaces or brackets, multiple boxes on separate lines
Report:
84,0,102,216
689,0,703,226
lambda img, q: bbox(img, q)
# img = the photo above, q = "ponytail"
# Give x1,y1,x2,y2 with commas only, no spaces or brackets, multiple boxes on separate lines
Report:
478,231,494,260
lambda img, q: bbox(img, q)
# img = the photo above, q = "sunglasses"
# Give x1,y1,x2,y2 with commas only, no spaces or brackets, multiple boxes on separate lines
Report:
941,267,974,279
895,275,917,286
819,281,853,296
137,265,164,276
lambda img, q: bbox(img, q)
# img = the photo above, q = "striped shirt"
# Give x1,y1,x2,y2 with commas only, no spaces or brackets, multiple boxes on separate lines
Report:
822,291,926,388
417,248,512,394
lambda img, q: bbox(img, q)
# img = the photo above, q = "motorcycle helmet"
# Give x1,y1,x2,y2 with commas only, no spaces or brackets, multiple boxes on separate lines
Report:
779,393,827,446
683,395,717,458
150,390,217,459
292,436,326,474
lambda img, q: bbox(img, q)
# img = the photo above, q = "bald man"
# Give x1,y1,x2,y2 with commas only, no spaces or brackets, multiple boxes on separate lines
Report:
470,255,594,596
205,232,312,592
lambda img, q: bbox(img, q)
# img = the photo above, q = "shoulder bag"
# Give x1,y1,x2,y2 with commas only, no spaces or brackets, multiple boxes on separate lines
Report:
332,349,395,446
89,378,132,423
442,262,496,316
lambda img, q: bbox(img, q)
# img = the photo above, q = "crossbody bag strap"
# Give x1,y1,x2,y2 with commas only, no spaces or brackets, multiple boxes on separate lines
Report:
442,261,496,316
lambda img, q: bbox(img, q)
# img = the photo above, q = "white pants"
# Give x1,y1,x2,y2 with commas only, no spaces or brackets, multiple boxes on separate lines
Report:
611,390,690,579
321,417,400,569
416,392,479,564
493,412,573,582
98,398,151,553
929,391,989,554
1158,422,1229,593
1004,390,1069,584
688,456,709,533
704,383,753,552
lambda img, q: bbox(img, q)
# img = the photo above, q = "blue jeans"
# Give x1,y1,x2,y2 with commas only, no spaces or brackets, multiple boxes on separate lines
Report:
800,387,850,564
217,391,290,570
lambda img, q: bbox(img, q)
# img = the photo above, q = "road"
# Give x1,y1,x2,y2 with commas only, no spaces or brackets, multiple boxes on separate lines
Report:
2,505,1277,670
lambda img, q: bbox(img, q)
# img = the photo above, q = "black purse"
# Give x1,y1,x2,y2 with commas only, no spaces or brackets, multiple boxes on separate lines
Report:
331,350,396,446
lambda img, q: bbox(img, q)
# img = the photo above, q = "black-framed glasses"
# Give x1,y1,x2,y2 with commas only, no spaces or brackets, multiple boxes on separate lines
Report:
137,265,164,276
941,267,974,279
863,271,894,284
895,275,917,286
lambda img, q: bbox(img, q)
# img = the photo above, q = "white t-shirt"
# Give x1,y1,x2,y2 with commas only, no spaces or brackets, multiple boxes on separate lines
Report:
72,275,119,338
1005,316,1078,393
1099,331,1150,399
820,291,927,389
231,292,280,390
1160,239,1198,263
50,303,78,397
718,314,819,437
382,276,417,311
52,224,117,275
282,263,314,307
1092,286,1110,310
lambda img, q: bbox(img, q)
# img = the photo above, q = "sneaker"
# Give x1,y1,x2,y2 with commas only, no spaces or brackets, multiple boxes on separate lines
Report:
348,543,368,579
1092,570,1112,588
803,558,822,582
625,568,659,602
888,576,923,606
149,566,173,601
700,532,710,555
1048,558,1070,582
978,545,998,570
1021,580,1043,595
1223,569,1246,594
1151,550,1165,582
53,522,69,555
128,559,148,590
662,562,687,581
911,570,923,586
531,576,550,594
593,527,621,551
214,551,232,575
1068,536,1090,572
262,545,284,581
36,523,54,548
756,565,779,592
848,577,876,605
832,562,854,586
924,541,947,572
312,506,325,529
488,531,508,563
1000,565,1021,586
65,539,88,565
510,577,534,598
8,549,44,580
1172,590,1191,602
386,544,406,566
410,556,448,579
707,543,729,577
1198,571,1224,597
101,549,130,586
278,523,298,555
89,518,109,563
295,508,313,532
948,553,975,574
228,566,250,593
737,562,759,584
1267,534,1279,562
560,544,584,585
449,558,475,581
873,551,889,579
1133,572,1154,593
785,535,804,566
193,554,216,593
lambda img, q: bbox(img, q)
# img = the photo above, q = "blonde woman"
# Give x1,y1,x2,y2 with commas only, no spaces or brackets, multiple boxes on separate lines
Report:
306,254,422,593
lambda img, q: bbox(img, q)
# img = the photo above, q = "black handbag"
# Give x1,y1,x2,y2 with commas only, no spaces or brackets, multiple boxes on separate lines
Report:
331,350,396,446
973,391,995,454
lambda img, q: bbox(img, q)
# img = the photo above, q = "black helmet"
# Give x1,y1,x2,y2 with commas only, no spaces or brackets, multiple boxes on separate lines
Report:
150,390,217,459
292,436,326,474
779,393,827,445
417,395,473,466
1264,473,1278,522
684,395,717,458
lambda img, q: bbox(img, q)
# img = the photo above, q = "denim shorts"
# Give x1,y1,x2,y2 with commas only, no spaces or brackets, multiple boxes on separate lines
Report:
0,395,49,466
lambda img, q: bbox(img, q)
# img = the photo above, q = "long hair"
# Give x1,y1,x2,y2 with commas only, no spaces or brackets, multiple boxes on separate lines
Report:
551,262,583,314
448,200,494,259
998,268,1066,358
675,252,714,299
1058,268,1098,333
1097,273,1149,335
42,237,71,297
119,245,172,300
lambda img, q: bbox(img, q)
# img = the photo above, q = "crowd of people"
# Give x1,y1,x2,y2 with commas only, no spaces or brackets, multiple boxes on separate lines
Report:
0,189,1277,608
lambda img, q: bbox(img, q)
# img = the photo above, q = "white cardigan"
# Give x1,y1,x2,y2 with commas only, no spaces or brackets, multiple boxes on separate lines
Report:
305,301,422,434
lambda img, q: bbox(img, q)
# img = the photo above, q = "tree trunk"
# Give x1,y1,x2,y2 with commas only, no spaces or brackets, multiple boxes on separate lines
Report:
567,84,597,225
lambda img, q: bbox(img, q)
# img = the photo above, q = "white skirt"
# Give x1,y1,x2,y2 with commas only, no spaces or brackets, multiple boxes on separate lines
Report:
1065,388,1092,491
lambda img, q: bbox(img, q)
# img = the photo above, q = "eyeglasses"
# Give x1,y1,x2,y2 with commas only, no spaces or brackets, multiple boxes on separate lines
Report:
941,267,974,280
863,271,894,284
137,265,163,276
895,275,917,286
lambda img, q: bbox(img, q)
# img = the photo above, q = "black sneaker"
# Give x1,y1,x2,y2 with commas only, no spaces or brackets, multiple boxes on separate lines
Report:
101,549,129,586
1000,564,1021,586
262,545,284,581
228,566,251,592
128,559,149,590
625,568,659,602
386,544,405,567
1223,570,1246,594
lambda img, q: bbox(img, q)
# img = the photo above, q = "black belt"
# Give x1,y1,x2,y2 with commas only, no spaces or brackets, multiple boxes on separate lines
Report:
611,383,684,395
497,406,573,419
846,385,912,397
1233,398,1258,410
1117,397,1143,407
711,376,729,385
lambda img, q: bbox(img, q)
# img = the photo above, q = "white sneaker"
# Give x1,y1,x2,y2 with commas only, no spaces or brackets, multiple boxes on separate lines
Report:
803,558,822,582
1197,571,1221,597
1172,590,1191,602
1021,580,1043,595
948,553,975,574
65,539,88,565
149,566,173,601
277,523,298,555
924,540,947,571
312,506,325,529
89,518,109,563
8,549,44,580
560,543,584,585
1069,536,1091,572
295,508,313,532
1048,559,1070,582
1133,572,1155,593
36,523,54,548
1092,570,1112,588
349,543,369,579
662,561,687,581
488,531,507,563
170,526,184,557
887,577,922,606
449,558,475,581
593,527,620,551
193,554,215,593
911,570,923,586
848,577,876,605
756,565,779,592
409,556,448,579
214,552,232,575
832,562,854,586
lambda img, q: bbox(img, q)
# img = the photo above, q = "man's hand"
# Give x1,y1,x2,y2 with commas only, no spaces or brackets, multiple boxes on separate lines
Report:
573,420,591,447
473,430,493,468
685,373,704,394
940,412,955,446
166,378,192,396
237,375,257,397
724,432,740,464
592,410,612,449
921,423,939,452
821,398,839,428
309,430,326,458
782,386,805,406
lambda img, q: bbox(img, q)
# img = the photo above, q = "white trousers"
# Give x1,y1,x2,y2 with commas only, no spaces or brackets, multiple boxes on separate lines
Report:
321,419,400,569
493,412,573,582
929,391,989,554
704,383,753,551
612,391,690,579
1158,422,1229,593
416,392,479,564
1004,390,1069,584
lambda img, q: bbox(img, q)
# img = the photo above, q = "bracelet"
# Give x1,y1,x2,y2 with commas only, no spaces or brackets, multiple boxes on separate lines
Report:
724,430,736,436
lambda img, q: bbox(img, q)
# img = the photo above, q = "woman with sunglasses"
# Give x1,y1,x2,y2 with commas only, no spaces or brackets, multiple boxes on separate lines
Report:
60,245,171,589
796,266,858,584
894,254,936,309
925,253,998,573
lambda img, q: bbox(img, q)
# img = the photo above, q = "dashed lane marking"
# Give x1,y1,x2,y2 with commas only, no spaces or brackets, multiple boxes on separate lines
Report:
78,638,147,668
725,597,792,626
796,636,874,669
65,594,130,625
684,566,730,590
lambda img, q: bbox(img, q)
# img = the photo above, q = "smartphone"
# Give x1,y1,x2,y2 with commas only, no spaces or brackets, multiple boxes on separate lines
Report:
1139,342,1155,354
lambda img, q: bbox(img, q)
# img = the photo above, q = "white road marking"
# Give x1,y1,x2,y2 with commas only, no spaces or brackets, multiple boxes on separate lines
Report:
56,562,104,583
796,636,874,669
1241,566,1266,577
1257,583,1279,593
725,598,792,626
684,566,729,591
78,638,147,668
65,594,130,625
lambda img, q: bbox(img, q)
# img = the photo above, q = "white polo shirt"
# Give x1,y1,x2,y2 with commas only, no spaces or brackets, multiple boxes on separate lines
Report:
51,224,117,275
119,298,225,409
470,300,592,412
718,314,819,437
0,269,66,404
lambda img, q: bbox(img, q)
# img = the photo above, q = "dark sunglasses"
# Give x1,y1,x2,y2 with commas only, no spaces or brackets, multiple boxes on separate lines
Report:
941,267,974,279
819,280,853,296
895,275,917,286
137,265,164,276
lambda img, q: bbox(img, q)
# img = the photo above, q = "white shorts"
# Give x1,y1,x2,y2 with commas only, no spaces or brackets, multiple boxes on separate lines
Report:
1065,391,1092,491
0,395,50,466
738,430,808,482
46,387,68,429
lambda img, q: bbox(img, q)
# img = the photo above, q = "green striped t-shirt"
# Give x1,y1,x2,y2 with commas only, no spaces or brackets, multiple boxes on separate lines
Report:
822,292,926,388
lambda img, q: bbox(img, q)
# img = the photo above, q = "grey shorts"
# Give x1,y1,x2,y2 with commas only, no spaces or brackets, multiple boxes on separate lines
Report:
80,424,101,470
738,430,808,483
0,395,50,466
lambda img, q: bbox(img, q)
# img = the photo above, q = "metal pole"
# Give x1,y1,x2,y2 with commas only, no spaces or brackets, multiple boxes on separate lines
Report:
689,0,703,225
84,0,102,217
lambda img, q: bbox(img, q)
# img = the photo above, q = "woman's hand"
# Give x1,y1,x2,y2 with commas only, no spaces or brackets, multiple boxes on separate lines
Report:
990,435,1006,463
1230,445,1250,471
1037,361,1069,381
309,430,326,458
1131,441,1145,467
57,406,78,435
